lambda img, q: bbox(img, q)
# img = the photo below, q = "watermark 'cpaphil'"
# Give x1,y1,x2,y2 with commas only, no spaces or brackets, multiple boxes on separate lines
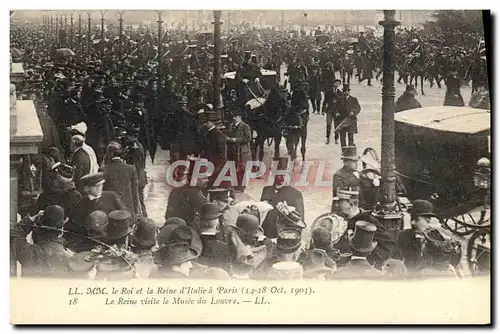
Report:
165,160,333,188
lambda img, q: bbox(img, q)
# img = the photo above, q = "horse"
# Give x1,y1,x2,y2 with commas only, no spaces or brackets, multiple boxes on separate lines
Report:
408,54,426,96
243,86,290,164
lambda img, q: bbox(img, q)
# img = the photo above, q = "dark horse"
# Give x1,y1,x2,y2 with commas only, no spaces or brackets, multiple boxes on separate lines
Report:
408,53,426,96
244,86,290,163
284,84,309,163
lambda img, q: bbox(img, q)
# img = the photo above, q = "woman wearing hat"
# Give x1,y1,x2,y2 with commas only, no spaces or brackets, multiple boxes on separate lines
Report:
150,225,206,279
397,200,462,278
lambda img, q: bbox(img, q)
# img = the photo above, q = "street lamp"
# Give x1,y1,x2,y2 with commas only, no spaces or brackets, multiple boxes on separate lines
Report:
213,10,223,121
100,11,106,57
156,11,163,81
70,13,74,49
87,12,92,53
118,10,125,57
372,10,403,237
78,12,82,52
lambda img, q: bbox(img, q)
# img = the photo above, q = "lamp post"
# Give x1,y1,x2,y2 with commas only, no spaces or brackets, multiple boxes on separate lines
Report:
156,11,163,81
100,11,106,57
118,10,124,57
372,10,403,238
78,12,82,52
55,13,59,44
70,13,74,48
50,15,53,34
213,10,223,120
87,12,92,53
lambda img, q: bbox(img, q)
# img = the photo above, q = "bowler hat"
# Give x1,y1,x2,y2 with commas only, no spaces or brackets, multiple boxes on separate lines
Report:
343,83,351,91
350,221,378,253
79,172,105,187
196,203,222,220
277,229,302,254
84,210,108,240
236,214,264,238
410,199,437,218
341,146,358,161
106,210,133,240
155,225,202,265
40,205,66,229
333,79,342,84
162,217,187,229
133,218,158,248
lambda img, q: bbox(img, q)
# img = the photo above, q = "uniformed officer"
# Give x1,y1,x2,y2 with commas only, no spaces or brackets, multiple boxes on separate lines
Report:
225,108,252,192
324,79,343,144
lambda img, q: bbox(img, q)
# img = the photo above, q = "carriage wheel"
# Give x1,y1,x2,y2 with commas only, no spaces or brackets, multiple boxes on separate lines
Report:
467,228,491,276
440,209,490,237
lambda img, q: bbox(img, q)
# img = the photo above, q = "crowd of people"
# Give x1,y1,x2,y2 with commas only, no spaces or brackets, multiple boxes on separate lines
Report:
10,13,485,280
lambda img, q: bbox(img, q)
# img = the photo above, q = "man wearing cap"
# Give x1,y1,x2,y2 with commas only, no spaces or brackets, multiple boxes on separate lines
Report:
332,221,383,279
336,84,361,147
68,173,126,252
324,78,343,144
332,187,396,270
260,157,305,239
226,109,252,192
332,146,361,199
395,85,422,113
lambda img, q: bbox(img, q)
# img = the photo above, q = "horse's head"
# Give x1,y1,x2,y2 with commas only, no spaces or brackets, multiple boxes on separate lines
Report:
265,86,290,115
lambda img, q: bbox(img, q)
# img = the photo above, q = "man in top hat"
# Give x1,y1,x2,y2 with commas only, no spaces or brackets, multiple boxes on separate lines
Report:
199,120,228,189
101,141,141,220
324,78,343,144
332,146,361,199
131,217,157,278
332,221,383,279
335,84,361,147
195,203,231,272
226,108,252,192
68,172,126,252
395,84,422,113
122,130,148,217
260,157,305,239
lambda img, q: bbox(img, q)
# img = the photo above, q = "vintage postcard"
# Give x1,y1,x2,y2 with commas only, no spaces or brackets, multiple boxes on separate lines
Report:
9,8,491,324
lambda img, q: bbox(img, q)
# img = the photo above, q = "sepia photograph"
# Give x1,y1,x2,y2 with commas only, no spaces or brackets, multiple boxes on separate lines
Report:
8,6,491,324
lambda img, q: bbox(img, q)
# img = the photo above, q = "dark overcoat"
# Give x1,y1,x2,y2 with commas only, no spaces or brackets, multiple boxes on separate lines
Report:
338,96,361,134
102,159,140,217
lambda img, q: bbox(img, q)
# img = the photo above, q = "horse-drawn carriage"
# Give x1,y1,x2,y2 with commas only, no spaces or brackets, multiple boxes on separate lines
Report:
393,106,491,275
223,68,278,93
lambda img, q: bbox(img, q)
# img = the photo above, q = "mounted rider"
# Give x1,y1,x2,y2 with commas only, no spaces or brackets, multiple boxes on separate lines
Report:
235,51,262,108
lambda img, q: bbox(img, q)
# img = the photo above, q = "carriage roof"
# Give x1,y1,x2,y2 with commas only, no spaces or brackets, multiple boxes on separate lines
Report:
223,69,277,80
395,106,490,135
